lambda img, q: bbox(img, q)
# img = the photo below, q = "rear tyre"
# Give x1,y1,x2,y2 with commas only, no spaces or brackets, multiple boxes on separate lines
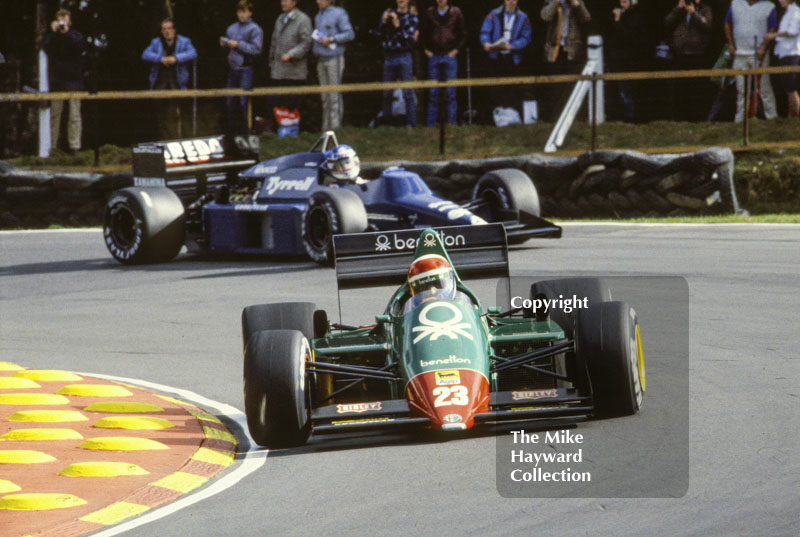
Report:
103,187,185,264
241,302,315,348
472,169,541,222
528,278,611,337
576,301,645,417
302,189,368,265
244,330,311,448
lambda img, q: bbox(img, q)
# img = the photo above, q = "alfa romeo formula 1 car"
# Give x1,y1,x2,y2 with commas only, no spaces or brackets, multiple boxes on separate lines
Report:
103,132,560,265
241,224,645,448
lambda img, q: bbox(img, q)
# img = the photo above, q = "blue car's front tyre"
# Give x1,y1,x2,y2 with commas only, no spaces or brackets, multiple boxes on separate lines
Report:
244,329,311,448
302,189,367,265
472,169,541,221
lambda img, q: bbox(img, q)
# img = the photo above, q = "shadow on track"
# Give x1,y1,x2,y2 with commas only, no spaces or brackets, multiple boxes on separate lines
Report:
0,253,321,278
258,417,587,458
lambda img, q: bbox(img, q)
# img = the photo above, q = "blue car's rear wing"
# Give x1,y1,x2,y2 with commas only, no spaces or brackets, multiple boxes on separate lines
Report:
333,224,509,290
131,135,260,203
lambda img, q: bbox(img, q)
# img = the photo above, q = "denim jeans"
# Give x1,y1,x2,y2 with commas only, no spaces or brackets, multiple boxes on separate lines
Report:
382,52,416,128
227,66,253,135
427,54,458,126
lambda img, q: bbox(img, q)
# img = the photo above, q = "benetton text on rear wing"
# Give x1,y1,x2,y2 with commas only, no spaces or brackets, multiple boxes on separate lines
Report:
333,224,509,290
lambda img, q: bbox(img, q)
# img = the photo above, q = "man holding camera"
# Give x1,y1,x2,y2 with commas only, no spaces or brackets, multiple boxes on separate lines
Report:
664,0,713,122
379,0,419,128
43,8,85,154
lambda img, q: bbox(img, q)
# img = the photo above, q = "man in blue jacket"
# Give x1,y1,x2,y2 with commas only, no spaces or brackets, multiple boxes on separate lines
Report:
142,18,197,139
479,0,532,119
221,0,263,134
313,0,355,131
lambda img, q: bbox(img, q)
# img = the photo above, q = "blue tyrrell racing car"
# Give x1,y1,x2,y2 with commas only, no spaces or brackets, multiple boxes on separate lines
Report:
103,132,560,265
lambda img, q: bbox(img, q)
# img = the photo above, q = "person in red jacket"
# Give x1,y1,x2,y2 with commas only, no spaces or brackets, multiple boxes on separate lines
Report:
420,0,466,126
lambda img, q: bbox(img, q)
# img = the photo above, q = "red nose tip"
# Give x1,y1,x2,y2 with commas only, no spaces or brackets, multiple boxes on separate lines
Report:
406,369,489,430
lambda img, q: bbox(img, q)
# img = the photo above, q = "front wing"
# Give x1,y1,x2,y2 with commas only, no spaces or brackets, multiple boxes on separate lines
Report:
308,388,593,436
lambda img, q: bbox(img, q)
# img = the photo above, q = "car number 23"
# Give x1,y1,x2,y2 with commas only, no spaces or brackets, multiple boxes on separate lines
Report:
433,385,469,407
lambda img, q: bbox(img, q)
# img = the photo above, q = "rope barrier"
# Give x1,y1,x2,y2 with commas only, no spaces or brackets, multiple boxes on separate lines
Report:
2,65,800,103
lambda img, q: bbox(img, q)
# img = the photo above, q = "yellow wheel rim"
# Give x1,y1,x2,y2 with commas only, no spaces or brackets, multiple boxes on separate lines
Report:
635,324,646,391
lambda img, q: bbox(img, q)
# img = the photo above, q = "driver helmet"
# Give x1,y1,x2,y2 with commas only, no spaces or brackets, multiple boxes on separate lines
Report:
322,144,360,182
408,254,456,299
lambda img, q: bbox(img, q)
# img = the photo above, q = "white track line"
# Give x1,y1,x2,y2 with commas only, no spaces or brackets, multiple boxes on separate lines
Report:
73,372,266,537
557,222,800,227
0,228,101,234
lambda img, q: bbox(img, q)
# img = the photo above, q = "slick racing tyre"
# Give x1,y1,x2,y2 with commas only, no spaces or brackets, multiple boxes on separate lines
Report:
302,189,368,265
527,278,612,338
576,301,645,417
527,278,613,392
241,302,316,349
472,169,541,222
103,187,185,264
244,329,311,448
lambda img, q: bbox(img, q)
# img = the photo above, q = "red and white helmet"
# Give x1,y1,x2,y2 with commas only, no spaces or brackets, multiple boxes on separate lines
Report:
407,254,456,298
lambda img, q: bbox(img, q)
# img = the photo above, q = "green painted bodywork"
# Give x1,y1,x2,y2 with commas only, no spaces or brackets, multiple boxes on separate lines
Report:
311,229,568,400
398,299,490,382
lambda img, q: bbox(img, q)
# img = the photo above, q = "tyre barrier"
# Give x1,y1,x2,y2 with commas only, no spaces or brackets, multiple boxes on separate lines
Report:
0,147,742,229
0,167,131,229
362,147,744,218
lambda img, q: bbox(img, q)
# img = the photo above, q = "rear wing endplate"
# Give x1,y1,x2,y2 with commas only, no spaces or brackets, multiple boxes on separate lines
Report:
333,224,509,291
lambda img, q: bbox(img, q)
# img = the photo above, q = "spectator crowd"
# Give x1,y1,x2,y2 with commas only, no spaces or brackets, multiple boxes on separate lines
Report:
39,0,800,151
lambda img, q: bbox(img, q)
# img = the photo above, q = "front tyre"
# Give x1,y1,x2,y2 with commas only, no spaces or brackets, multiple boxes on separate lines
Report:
472,169,541,222
244,329,311,448
103,187,185,264
301,189,368,265
241,302,315,349
576,301,645,417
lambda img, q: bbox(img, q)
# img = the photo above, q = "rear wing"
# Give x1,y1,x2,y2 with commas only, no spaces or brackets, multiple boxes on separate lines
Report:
131,135,260,202
333,224,509,291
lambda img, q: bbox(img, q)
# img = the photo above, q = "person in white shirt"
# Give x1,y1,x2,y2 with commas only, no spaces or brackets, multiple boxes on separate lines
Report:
765,0,800,117
723,0,779,122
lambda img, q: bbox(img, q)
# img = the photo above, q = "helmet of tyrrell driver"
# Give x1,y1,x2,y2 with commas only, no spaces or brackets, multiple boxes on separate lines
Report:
407,254,456,298
322,144,360,182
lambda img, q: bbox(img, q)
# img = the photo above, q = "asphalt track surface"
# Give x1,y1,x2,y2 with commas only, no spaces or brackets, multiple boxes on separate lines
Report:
1,225,798,537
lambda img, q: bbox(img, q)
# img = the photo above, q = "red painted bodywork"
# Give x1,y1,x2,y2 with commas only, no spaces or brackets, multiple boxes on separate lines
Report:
406,369,490,429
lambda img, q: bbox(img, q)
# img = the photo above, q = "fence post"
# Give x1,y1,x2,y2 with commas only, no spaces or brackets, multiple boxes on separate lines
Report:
743,73,750,146
192,59,197,137
591,76,597,151
38,50,50,158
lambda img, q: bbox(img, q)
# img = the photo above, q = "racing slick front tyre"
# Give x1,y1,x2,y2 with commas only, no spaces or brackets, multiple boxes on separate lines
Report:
103,187,185,265
244,329,311,448
241,302,316,349
302,189,368,265
472,169,541,223
576,301,645,418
